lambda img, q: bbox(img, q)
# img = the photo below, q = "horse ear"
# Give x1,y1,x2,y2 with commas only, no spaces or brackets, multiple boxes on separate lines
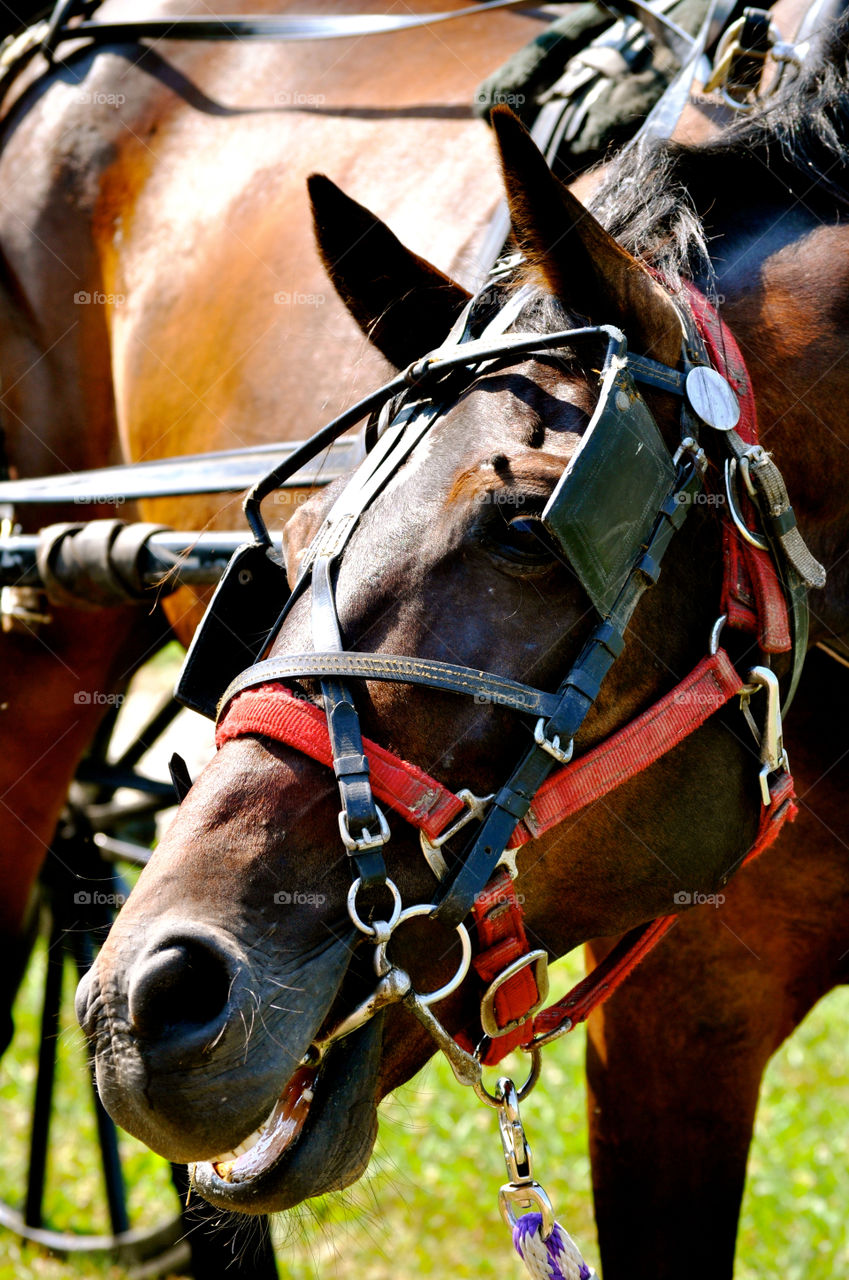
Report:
490,107,682,365
308,174,471,368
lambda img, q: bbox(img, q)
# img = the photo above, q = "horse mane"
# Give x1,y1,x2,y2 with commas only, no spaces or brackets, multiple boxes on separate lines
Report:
588,11,849,288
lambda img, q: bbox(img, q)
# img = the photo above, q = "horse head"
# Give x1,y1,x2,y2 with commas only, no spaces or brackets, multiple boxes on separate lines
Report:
77,109,787,1215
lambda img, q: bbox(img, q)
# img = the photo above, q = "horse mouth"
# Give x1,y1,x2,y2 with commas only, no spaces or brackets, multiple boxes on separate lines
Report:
205,1063,318,1184
190,1012,385,1213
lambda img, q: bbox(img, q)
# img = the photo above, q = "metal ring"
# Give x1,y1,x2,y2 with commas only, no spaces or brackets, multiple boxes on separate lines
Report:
473,1046,542,1108
377,903,472,1005
499,1181,556,1241
347,877,402,937
709,613,727,655
724,458,770,550
719,83,758,112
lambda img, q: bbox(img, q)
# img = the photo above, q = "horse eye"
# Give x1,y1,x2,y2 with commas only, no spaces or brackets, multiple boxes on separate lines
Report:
486,513,558,566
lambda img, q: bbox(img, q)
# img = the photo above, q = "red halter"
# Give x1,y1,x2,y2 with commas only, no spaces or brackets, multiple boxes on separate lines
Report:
216,293,798,1065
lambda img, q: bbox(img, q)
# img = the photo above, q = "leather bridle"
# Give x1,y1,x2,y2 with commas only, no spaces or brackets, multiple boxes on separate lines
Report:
182,276,822,1070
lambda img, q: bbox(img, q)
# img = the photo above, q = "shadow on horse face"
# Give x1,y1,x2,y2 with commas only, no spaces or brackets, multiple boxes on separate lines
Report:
78,111,765,1214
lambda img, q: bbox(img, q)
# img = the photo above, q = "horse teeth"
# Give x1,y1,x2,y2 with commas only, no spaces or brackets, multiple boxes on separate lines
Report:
211,1126,264,1163
209,1069,317,1179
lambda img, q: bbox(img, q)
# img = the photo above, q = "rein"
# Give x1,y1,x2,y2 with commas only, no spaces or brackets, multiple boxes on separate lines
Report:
206,279,817,1074
12,0,696,60
39,0,549,52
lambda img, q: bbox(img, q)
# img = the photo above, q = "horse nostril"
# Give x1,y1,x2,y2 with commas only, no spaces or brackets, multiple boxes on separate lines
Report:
128,939,235,1040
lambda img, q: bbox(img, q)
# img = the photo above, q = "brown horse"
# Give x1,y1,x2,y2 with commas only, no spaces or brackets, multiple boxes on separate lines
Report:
0,0,545,1040
75,13,849,1276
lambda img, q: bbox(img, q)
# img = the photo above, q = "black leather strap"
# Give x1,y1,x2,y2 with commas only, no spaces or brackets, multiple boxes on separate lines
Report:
211,296,746,927
243,324,669,548
218,652,566,721
312,555,387,886
727,7,773,97
244,371,412,544
44,0,546,53
434,620,626,927
169,753,193,803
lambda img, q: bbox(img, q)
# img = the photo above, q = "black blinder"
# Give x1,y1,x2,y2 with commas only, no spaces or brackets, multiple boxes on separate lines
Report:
177,541,289,718
542,352,676,617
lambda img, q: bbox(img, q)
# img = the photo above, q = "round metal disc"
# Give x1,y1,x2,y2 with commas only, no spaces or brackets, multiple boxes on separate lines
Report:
685,365,740,431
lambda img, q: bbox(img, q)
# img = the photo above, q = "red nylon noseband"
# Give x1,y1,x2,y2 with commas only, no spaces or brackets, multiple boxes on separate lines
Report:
216,685,467,844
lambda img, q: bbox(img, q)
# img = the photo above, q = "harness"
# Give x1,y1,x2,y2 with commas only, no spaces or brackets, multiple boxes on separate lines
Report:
180,274,822,1077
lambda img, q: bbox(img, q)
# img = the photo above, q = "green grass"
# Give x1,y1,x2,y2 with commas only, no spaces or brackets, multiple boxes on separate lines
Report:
1,943,848,1278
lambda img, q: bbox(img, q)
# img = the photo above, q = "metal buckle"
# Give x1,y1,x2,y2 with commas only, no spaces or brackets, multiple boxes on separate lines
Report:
419,788,494,881
337,803,391,853
672,435,706,471
480,950,550,1039
533,718,574,765
703,16,780,111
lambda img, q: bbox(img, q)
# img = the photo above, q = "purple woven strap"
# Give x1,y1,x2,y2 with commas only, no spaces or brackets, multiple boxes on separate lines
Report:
513,1213,593,1280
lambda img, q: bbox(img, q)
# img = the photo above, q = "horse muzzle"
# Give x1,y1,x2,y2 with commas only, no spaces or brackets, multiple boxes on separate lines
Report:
75,916,355,1170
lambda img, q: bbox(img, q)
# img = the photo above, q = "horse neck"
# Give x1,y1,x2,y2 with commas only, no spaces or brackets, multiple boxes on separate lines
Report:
711,214,849,642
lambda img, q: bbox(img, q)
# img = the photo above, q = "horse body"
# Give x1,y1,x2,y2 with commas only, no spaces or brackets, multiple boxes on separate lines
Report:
0,0,540,960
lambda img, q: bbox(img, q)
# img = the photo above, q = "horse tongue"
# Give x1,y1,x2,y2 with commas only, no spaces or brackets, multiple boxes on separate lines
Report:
211,1065,317,1183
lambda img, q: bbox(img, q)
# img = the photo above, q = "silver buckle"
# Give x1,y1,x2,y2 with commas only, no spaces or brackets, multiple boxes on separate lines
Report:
419,789,494,882
337,803,391,852
480,950,550,1039
533,718,574,765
